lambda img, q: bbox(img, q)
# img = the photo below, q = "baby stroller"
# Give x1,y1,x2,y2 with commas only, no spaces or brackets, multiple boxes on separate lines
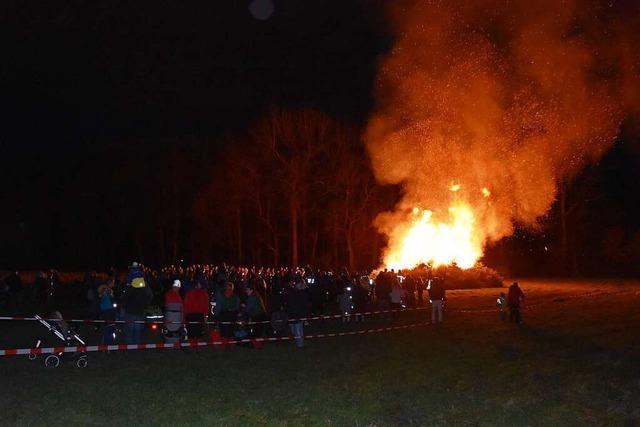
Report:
30,311,88,368
163,306,186,345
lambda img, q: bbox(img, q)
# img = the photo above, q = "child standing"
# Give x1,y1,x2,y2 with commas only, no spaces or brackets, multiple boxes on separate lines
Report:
497,292,507,321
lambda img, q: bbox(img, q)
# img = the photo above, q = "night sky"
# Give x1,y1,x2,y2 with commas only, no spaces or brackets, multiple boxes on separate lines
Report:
2,0,385,144
1,0,639,274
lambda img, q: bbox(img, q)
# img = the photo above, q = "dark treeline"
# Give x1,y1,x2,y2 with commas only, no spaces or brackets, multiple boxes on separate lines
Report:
193,108,393,270
0,108,393,271
2,109,640,276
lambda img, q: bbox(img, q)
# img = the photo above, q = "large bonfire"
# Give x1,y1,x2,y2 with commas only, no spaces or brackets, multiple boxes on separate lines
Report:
366,0,640,273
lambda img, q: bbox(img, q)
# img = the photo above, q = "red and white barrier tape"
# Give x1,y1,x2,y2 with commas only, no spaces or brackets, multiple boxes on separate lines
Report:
0,307,430,325
0,321,430,356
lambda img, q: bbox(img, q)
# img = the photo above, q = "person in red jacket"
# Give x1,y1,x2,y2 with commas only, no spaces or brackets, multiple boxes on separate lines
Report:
164,280,184,343
507,282,525,324
183,281,209,339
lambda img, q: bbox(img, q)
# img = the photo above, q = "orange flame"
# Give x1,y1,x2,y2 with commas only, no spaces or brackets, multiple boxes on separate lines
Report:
382,203,482,270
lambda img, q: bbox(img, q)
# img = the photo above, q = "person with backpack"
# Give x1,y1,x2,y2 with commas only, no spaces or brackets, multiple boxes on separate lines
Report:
121,262,153,345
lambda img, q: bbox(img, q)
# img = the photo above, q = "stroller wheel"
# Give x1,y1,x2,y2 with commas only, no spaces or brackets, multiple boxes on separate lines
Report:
28,353,38,361
76,356,88,368
44,354,60,368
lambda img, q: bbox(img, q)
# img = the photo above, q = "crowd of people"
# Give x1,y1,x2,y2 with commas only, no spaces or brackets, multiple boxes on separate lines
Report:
0,263,526,349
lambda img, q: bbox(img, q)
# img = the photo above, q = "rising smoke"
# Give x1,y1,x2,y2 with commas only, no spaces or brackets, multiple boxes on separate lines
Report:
366,0,640,266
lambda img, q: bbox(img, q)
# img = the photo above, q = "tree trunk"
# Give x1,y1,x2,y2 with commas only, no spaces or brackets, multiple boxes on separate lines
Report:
290,198,299,267
346,226,355,273
236,207,243,265
172,210,180,265
332,211,340,268
274,231,280,267
158,226,166,265
311,230,319,267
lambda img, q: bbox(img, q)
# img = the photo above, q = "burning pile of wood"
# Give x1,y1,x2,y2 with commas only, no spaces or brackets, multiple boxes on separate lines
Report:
404,263,503,289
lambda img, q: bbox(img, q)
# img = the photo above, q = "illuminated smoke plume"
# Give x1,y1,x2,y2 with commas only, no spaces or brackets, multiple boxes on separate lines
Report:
366,0,639,270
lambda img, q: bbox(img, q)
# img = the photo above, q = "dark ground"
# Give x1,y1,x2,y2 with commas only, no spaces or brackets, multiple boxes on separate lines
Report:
1,279,640,426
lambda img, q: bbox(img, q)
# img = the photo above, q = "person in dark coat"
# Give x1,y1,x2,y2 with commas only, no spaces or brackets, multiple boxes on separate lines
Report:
416,277,426,306
215,282,240,338
507,282,525,324
375,270,391,311
428,277,446,324
284,278,311,348
121,263,153,344
241,286,267,338
98,281,117,345
403,274,417,308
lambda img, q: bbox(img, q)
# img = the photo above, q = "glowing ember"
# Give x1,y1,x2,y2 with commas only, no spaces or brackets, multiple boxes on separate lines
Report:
382,203,482,271
481,187,491,198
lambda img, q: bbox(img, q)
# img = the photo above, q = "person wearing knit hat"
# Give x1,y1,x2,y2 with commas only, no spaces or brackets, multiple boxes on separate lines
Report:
121,264,153,345
127,262,146,289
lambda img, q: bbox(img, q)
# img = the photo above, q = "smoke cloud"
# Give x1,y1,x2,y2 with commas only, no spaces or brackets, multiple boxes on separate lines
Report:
366,0,640,265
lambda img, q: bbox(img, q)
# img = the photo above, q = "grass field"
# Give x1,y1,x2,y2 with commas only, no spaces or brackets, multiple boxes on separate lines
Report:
2,279,640,426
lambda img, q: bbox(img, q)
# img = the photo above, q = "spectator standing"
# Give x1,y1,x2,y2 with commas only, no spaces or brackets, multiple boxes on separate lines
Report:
497,292,507,321
284,278,311,349
416,278,426,306
428,277,446,324
404,274,417,308
389,282,406,311
98,281,117,345
339,285,353,322
183,281,209,339
241,286,267,338
121,263,153,345
375,270,391,311
216,282,240,337
164,280,184,343
507,282,525,324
